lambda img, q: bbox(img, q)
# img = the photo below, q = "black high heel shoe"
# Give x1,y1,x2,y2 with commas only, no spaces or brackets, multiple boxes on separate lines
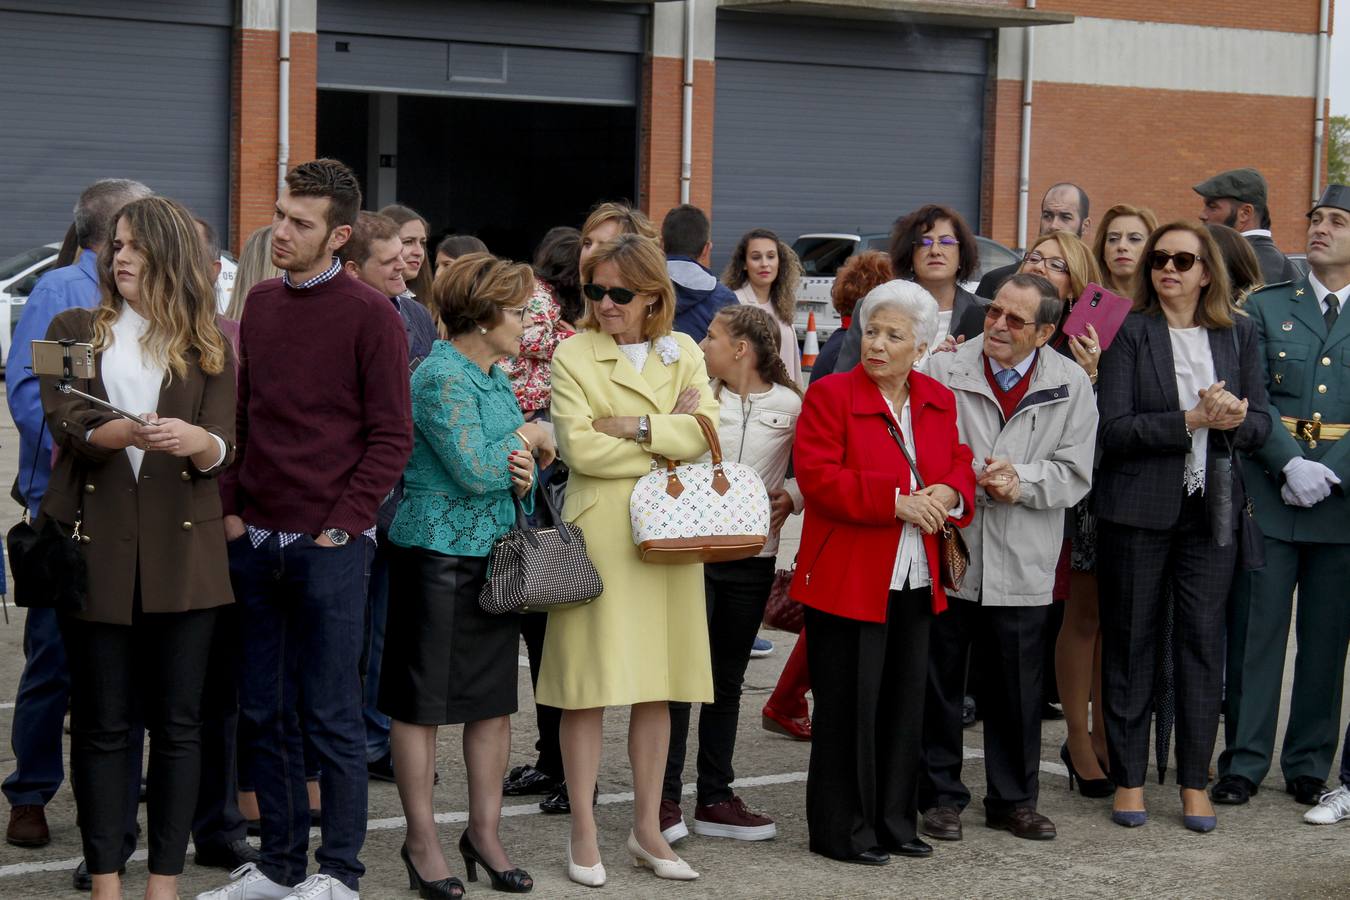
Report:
1060,743,1113,798
460,830,534,893
401,843,465,900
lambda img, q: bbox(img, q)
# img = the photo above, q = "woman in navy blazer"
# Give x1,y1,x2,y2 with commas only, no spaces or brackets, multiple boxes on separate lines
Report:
1094,221,1270,833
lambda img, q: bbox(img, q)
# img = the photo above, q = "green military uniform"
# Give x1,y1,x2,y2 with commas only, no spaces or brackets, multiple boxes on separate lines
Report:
1220,271,1350,789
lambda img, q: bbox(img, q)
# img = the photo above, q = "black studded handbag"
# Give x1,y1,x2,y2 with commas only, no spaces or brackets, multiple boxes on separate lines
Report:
6,423,89,612
478,481,603,615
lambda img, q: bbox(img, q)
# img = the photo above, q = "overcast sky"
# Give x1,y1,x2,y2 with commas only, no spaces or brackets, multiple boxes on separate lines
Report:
1334,27,1347,116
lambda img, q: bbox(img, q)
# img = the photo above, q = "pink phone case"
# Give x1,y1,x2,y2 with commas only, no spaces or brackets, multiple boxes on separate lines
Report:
1062,283,1131,351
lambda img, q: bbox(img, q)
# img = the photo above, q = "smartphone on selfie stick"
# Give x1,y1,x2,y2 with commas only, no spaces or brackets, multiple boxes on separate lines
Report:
30,339,151,427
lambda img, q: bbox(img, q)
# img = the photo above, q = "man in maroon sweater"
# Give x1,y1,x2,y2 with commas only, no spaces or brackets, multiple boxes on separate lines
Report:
207,159,412,900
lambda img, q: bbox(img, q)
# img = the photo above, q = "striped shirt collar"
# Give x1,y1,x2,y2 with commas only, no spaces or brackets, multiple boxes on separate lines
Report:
282,257,342,290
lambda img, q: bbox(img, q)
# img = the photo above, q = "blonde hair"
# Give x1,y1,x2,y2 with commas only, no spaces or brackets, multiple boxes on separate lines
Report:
579,233,676,340
712,305,802,398
580,202,658,246
1026,230,1101,303
721,229,802,326
1091,204,1159,294
432,252,534,338
93,197,228,379
226,224,281,321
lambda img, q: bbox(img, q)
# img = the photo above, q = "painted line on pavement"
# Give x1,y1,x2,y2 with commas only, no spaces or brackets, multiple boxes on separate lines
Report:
0,751,1068,880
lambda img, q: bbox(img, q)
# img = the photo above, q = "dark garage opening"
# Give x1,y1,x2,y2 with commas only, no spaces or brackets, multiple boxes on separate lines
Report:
318,90,637,262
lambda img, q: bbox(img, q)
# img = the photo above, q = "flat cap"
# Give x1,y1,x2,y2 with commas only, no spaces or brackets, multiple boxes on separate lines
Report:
1193,168,1268,205
1308,184,1350,217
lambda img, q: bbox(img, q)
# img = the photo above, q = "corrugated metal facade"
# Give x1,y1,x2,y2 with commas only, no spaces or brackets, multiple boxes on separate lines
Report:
710,12,991,267
0,0,232,256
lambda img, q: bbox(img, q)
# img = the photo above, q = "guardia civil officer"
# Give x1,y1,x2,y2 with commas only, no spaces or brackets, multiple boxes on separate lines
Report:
1214,184,1350,808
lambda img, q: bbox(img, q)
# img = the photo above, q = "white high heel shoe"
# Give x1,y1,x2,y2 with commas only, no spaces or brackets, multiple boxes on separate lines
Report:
567,838,607,888
627,830,699,881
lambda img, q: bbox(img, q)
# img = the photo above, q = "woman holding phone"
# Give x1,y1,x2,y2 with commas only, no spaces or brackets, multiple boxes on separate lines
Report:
39,196,235,900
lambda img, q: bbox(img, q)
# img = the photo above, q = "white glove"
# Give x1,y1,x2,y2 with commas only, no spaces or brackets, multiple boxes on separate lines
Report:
1281,457,1342,507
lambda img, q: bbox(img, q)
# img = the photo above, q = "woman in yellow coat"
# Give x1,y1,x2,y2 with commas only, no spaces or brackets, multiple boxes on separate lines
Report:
538,233,717,887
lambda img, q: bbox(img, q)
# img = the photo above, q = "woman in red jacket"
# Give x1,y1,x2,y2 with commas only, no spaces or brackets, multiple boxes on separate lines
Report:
791,279,974,865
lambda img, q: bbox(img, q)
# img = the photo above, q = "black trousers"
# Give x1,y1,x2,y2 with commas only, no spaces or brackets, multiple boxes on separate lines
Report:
919,598,1049,815
191,603,247,849
664,556,777,806
60,605,219,875
1098,493,1234,789
520,612,563,779
805,588,930,859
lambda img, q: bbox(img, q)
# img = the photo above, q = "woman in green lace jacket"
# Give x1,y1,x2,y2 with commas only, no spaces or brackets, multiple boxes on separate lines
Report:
381,253,557,899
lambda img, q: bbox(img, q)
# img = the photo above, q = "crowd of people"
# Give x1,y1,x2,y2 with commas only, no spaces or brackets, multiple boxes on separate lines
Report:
3,157,1349,899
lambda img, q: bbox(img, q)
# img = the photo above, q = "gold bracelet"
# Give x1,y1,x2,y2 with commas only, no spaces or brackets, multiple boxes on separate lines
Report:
514,428,532,451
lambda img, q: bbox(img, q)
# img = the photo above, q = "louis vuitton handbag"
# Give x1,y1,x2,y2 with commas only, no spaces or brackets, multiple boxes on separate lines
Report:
629,414,771,564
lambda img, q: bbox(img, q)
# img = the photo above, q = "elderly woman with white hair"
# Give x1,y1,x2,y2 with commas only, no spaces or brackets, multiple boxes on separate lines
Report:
789,280,975,865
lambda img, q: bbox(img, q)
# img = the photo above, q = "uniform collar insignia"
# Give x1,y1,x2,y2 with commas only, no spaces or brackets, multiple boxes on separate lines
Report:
1295,288,1306,297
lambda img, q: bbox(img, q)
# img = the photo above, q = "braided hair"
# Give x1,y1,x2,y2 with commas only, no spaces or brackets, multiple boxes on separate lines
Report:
712,305,803,398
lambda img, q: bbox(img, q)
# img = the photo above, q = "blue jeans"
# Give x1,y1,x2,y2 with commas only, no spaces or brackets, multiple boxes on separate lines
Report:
232,534,372,891
363,541,391,762
3,606,70,807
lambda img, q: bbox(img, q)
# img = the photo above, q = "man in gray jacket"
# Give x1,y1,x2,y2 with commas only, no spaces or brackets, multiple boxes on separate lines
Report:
916,273,1098,843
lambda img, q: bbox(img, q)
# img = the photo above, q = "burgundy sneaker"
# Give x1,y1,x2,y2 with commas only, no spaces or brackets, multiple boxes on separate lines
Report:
692,796,777,841
660,798,688,843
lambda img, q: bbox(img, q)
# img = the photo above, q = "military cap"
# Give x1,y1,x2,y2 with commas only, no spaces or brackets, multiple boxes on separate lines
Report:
1308,184,1350,217
1193,168,1268,206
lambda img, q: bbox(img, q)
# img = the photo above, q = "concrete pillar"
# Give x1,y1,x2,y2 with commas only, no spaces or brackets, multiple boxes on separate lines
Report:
366,93,399,210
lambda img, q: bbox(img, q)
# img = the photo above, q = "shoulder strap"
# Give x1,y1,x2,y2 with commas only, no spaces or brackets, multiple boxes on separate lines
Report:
884,421,926,490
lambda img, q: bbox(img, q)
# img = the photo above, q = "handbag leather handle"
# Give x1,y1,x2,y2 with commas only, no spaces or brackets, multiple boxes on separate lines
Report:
510,478,570,549
658,413,731,498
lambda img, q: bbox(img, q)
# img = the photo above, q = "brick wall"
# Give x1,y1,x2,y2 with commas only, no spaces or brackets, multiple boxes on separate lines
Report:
230,28,317,254
1035,0,1326,34
639,56,715,229
983,81,1324,253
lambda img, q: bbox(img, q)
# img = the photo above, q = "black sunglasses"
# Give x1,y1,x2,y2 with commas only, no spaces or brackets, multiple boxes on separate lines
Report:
1148,250,1201,272
583,283,638,305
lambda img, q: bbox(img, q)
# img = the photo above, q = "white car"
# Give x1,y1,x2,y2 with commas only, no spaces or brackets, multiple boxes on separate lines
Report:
0,243,61,369
791,232,1022,342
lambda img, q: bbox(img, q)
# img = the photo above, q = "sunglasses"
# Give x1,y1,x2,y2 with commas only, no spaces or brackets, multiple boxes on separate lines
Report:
582,283,638,305
1023,251,1070,274
1147,250,1201,272
985,304,1033,332
920,236,959,248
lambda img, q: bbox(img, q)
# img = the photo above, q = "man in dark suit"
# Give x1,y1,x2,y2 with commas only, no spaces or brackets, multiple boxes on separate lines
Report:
1214,184,1350,808
1195,167,1298,286
976,183,1092,299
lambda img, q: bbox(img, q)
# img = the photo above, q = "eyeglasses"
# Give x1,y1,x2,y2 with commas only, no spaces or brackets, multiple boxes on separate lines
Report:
582,283,638,305
510,305,529,323
1023,251,1070,274
1147,250,1201,272
985,304,1033,332
919,236,959,249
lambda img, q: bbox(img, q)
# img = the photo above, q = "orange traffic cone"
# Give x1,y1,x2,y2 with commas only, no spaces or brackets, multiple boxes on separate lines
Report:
801,312,820,372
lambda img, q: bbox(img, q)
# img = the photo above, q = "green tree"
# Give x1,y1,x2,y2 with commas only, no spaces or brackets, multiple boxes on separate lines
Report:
1331,115,1349,186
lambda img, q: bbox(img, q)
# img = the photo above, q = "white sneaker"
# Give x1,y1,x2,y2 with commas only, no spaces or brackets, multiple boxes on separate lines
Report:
1304,784,1350,825
196,863,292,900
282,875,359,900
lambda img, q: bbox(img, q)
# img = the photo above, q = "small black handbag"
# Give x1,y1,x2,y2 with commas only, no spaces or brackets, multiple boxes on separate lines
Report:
6,423,89,611
478,481,603,615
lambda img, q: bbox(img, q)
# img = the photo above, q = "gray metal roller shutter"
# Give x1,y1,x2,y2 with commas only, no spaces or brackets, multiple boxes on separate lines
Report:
0,1,232,257
711,12,990,268
317,0,647,106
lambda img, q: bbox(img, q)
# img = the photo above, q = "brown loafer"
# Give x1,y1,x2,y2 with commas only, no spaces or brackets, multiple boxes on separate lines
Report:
6,805,50,848
986,806,1056,840
920,806,962,841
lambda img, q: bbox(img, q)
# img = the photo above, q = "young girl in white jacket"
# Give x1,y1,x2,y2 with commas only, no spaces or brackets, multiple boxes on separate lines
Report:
662,304,802,843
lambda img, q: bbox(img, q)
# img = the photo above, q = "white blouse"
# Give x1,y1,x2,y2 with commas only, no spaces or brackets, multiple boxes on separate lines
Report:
101,304,226,478
617,340,650,373
1169,326,1215,495
882,396,930,591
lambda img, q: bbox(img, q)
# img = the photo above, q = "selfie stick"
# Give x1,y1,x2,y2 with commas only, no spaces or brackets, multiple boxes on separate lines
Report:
53,339,151,427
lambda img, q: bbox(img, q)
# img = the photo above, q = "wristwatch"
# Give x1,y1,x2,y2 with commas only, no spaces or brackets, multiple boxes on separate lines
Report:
322,528,350,546
635,415,651,444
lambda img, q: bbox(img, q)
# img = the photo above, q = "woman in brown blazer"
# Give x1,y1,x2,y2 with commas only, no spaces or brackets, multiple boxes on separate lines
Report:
38,196,235,900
